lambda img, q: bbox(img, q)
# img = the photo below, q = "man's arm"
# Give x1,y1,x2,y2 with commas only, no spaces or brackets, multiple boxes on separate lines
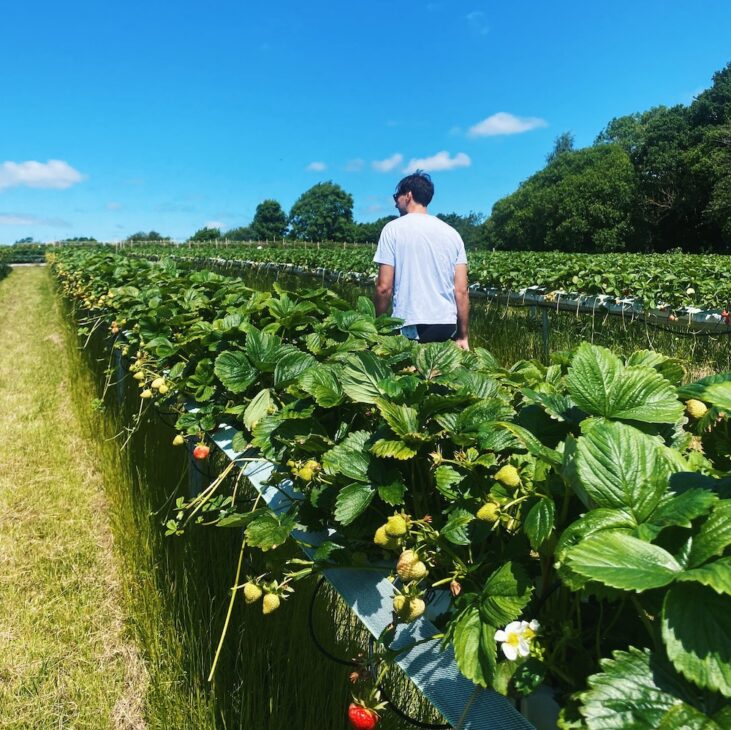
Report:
454,263,469,350
374,263,394,316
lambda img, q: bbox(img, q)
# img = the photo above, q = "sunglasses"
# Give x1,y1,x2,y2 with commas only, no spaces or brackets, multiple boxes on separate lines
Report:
393,191,407,202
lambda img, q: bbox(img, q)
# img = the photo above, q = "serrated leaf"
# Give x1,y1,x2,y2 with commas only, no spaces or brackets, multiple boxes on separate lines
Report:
480,562,533,626
688,501,731,567
484,422,562,466
334,483,375,525
415,340,462,379
214,350,256,393
339,351,392,403
370,439,417,460
662,582,731,697
648,489,717,529
377,480,406,506
453,606,497,687
579,647,717,730
216,508,267,528
243,388,272,431
332,310,378,339
626,350,685,387
245,512,294,551
375,397,422,439
677,558,731,596
434,465,463,499
572,420,675,522
244,327,286,371
566,531,682,591
299,366,344,407
524,498,556,550
273,350,317,387
313,541,343,562
441,509,474,545
322,431,372,482
456,399,515,434
567,343,683,423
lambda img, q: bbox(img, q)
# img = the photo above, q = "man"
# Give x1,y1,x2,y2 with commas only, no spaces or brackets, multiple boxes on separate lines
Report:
373,171,469,350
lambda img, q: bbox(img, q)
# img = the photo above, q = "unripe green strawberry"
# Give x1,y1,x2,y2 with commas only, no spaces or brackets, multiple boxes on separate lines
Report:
392,594,407,614
686,399,708,419
396,550,428,582
495,465,521,488
172,434,185,446
140,389,153,399
384,514,408,537
133,371,145,381
394,596,426,622
373,525,399,550
158,384,169,395
262,593,280,615
243,582,263,604
151,377,165,389
476,501,500,522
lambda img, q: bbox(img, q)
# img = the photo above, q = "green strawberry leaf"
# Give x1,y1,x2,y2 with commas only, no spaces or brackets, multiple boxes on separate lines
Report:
245,512,295,551
298,366,344,407
677,557,731,596
370,439,417,460
338,351,392,403
579,647,720,730
453,606,497,688
572,420,676,522
214,350,257,393
273,350,317,387
524,498,556,550
567,343,683,423
565,531,682,591
243,388,272,431
434,465,463,499
480,562,533,627
334,483,375,525
322,431,372,482
688,501,731,567
662,582,731,697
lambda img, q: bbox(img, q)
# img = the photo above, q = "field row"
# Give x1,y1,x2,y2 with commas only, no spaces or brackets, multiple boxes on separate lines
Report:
49,246,731,728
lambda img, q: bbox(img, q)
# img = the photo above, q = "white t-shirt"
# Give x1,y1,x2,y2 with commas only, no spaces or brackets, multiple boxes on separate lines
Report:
374,213,468,326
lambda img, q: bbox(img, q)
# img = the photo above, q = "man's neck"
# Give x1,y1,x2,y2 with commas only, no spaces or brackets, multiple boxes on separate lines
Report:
405,202,428,215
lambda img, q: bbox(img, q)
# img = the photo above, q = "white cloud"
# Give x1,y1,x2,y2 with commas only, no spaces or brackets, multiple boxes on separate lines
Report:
372,153,404,173
468,112,548,138
0,160,85,190
306,161,327,171
205,221,225,230
106,201,122,210
403,151,471,173
345,159,365,172
466,10,489,35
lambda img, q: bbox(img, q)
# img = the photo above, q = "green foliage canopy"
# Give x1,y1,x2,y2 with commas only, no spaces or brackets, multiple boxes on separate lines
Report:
288,182,354,241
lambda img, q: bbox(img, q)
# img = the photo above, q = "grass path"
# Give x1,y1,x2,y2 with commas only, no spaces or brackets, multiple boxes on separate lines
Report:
0,267,146,729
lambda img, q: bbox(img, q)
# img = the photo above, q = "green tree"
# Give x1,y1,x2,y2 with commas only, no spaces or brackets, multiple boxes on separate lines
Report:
188,227,221,242
485,145,638,252
288,182,354,241
436,212,486,249
546,132,575,163
251,199,288,241
351,216,397,244
126,230,170,242
224,226,254,241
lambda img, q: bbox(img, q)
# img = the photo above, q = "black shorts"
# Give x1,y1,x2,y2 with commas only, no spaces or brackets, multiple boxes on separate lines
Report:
411,323,458,343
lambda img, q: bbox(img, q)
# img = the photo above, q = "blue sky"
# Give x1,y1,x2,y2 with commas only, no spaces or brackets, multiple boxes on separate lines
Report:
1,1,730,242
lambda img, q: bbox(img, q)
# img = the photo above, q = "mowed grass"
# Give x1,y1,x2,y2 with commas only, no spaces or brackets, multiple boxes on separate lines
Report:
0,267,146,729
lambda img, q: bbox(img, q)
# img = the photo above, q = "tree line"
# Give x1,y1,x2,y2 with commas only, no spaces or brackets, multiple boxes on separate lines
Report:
23,63,727,253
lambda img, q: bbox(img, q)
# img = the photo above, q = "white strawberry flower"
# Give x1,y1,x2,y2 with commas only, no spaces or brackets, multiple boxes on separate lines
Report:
494,620,540,661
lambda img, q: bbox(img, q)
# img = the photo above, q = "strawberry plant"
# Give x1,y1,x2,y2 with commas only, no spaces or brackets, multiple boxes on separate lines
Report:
52,248,731,728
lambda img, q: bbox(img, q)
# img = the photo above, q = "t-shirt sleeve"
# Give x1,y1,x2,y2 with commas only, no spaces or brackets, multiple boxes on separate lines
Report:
373,226,395,266
455,234,468,266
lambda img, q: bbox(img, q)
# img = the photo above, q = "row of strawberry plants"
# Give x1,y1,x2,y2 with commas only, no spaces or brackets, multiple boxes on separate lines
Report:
51,247,731,729
125,241,731,312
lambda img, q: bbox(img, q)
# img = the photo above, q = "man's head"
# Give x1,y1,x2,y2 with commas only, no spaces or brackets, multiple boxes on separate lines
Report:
393,170,434,214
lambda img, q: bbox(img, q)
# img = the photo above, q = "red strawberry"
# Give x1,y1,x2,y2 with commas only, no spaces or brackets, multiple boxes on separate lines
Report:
193,444,210,460
348,703,379,729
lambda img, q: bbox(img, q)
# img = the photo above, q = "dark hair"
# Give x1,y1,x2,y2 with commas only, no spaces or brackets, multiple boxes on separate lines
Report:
395,170,434,206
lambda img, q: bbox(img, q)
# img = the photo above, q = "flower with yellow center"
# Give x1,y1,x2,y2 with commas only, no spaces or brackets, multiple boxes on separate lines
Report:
494,620,540,661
